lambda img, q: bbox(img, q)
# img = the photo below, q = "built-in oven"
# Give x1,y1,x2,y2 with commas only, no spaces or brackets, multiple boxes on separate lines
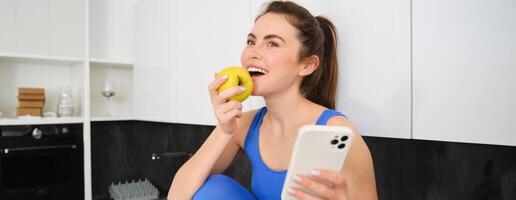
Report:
0,124,84,200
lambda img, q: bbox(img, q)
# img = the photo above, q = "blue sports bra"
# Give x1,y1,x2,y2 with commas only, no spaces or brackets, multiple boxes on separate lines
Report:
243,107,347,200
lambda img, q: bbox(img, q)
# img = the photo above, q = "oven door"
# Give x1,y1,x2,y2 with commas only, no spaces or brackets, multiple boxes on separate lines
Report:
0,143,84,200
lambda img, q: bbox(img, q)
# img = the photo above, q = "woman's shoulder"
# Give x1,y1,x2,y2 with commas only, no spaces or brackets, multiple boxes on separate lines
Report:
233,108,262,147
325,113,358,138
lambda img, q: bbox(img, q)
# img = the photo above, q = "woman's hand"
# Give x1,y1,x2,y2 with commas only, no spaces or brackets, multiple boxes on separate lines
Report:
208,74,245,135
288,169,348,200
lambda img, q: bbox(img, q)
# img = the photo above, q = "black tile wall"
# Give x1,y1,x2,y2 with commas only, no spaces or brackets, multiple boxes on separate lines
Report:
365,137,516,200
90,121,251,199
91,121,516,200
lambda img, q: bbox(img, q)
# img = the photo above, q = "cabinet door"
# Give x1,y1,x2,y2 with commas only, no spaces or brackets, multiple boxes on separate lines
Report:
16,0,84,57
49,0,85,57
173,0,251,125
90,0,137,61
0,0,17,53
134,0,175,122
413,0,516,146
17,0,51,55
331,0,412,138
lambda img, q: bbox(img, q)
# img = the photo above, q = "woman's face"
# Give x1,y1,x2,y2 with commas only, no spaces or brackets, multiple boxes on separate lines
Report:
241,13,304,97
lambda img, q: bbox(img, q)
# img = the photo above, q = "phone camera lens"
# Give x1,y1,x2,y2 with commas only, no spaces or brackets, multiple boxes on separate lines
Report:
338,143,346,149
331,139,339,145
340,136,348,142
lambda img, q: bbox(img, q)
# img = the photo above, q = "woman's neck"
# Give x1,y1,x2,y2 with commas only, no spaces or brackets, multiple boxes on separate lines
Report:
262,86,319,136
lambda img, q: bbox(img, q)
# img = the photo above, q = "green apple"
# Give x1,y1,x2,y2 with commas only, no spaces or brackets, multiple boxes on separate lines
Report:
217,66,253,102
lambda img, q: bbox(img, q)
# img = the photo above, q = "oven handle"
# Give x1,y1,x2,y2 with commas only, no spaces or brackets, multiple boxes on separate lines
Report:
2,144,77,154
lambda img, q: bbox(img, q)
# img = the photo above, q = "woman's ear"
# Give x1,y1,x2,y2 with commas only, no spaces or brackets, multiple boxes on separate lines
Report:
298,55,320,76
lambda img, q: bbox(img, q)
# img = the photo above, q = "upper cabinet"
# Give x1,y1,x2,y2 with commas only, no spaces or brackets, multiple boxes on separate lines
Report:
331,0,412,139
90,0,137,62
0,0,18,53
0,0,85,58
412,0,516,146
134,0,251,125
133,0,176,123
173,0,251,125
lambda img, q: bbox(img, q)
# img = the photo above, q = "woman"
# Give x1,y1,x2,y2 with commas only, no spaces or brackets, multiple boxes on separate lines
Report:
168,1,377,199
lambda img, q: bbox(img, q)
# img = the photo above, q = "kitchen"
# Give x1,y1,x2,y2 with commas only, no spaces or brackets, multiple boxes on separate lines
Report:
0,0,515,200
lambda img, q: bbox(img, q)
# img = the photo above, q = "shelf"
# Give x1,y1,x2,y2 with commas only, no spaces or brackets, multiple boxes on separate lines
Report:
0,117,84,126
90,58,133,68
0,52,84,65
90,116,134,122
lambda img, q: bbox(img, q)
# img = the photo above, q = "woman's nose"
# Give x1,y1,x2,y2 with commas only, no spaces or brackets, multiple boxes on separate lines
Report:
248,47,262,60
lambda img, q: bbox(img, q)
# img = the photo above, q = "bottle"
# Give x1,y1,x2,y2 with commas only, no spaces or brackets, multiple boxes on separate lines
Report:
57,86,74,117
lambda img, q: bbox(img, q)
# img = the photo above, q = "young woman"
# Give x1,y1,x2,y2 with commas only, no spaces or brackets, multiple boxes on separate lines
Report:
168,1,377,199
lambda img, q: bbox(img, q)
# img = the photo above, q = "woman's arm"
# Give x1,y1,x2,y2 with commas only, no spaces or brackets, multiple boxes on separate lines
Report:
167,109,256,199
167,125,239,200
167,75,251,200
340,122,377,200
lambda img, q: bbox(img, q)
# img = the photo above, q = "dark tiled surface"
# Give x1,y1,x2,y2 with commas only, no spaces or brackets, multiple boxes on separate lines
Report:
91,121,516,200
90,121,251,199
365,137,516,200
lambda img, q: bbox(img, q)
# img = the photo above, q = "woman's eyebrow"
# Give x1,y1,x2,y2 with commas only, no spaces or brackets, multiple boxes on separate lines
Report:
264,34,285,43
247,33,286,43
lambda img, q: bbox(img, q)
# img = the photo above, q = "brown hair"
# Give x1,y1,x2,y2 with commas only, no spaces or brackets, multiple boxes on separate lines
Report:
257,1,339,109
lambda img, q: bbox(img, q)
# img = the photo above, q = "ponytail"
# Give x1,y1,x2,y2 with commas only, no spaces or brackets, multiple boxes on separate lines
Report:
302,16,338,110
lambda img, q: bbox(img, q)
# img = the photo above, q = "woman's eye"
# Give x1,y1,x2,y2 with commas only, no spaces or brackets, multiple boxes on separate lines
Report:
267,41,279,47
247,39,255,45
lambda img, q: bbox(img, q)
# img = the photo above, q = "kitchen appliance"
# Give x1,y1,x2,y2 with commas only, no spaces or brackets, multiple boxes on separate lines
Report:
0,124,84,200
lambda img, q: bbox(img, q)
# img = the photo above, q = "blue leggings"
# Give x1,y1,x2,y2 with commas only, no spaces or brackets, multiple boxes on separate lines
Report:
193,174,257,200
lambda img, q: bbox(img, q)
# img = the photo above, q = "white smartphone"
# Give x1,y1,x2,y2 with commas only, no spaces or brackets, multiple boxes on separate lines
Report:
281,125,353,200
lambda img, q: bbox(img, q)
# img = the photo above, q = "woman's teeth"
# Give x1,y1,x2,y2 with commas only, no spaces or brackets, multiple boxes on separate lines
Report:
248,67,268,76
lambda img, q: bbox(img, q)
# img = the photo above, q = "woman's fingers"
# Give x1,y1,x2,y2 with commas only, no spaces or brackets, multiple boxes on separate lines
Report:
292,174,335,199
287,187,323,200
218,108,243,123
208,74,228,97
310,169,347,187
216,86,245,102
215,101,242,116
289,170,348,200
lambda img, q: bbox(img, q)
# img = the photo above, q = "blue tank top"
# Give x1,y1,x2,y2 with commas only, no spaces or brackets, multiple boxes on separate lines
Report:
243,107,347,200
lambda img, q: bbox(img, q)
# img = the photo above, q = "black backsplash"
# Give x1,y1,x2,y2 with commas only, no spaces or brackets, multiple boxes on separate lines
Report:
91,121,516,200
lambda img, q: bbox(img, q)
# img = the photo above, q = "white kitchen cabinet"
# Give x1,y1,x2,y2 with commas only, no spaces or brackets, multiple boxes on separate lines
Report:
90,0,137,62
330,0,412,139
412,0,516,146
16,0,51,56
49,0,85,57
134,0,175,123
16,0,84,57
0,0,17,53
134,0,251,125
173,0,251,125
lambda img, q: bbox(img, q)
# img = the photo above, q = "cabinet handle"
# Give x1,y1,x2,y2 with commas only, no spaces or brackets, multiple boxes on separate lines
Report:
151,151,192,160
2,144,77,154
